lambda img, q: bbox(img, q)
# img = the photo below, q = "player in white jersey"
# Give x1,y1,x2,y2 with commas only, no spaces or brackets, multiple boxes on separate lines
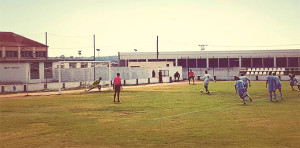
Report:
201,70,215,93
273,73,283,99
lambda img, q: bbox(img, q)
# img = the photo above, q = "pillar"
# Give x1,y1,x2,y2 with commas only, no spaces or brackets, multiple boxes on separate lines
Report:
18,47,21,59
206,58,209,68
239,56,242,68
274,56,276,67
33,47,36,58
2,46,5,58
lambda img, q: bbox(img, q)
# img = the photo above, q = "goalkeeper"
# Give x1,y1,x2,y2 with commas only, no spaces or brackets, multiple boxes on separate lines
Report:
87,77,102,92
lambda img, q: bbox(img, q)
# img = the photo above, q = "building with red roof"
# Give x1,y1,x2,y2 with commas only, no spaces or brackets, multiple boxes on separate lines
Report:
0,32,48,61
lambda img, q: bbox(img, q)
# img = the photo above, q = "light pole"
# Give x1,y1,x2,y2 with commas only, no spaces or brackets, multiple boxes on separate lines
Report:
78,50,81,58
96,49,100,58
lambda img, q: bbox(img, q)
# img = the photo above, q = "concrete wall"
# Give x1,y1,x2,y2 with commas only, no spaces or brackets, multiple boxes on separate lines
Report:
52,67,152,82
128,61,174,78
182,68,240,80
0,77,173,93
0,63,29,84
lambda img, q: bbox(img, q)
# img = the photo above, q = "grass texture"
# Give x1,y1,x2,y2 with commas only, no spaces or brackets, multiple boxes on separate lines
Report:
0,81,299,148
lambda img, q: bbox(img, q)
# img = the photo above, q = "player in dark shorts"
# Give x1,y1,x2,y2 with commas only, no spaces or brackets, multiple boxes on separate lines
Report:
113,73,122,102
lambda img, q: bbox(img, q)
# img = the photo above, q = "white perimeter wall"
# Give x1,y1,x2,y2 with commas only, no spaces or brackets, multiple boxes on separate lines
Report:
0,63,29,84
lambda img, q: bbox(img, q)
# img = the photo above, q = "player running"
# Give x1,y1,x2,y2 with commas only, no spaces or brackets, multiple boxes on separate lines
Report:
294,75,300,91
201,70,215,94
266,72,277,102
234,76,251,104
273,73,283,100
239,73,252,101
86,77,102,92
288,73,296,90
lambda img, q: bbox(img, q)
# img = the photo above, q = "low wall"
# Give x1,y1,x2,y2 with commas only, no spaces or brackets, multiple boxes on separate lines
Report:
0,75,291,94
0,77,172,93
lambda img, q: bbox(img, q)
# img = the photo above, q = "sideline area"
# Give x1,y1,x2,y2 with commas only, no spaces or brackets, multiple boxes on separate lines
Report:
0,81,192,99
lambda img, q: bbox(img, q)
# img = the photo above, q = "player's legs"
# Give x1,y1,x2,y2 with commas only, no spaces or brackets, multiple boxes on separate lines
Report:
98,85,101,91
278,89,283,99
114,85,120,102
192,77,195,84
114,90,117,102
88,87,95,91
290,82,295,90
273,91,277,101
188,77,191,84
204,82,210,93
117,90,120,102
245,91,252,102
269,91,273,101
238,91,246,104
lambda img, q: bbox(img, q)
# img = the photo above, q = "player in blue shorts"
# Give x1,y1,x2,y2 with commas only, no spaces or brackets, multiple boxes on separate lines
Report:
289,73,296,90
266,72,277,101
239,73,252,101
294,75,300,91
234,76,251,104
273,73,283,100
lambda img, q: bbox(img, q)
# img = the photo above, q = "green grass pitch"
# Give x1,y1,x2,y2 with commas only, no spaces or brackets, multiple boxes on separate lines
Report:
0,81,299,147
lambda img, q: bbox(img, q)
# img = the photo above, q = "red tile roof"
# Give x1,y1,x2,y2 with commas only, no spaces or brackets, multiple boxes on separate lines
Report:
0,32,47,47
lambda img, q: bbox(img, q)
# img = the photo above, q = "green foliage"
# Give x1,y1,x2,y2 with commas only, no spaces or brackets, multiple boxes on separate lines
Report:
0,81,299,147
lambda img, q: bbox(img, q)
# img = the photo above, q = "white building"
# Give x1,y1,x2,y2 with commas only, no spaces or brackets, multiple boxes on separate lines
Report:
119,49,300,79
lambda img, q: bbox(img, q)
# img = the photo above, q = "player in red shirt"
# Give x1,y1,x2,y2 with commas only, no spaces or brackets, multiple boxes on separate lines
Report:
113,73,122,102
188,69,195,84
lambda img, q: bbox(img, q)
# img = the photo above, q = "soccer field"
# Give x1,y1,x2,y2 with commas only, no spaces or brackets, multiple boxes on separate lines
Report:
0,81,299,147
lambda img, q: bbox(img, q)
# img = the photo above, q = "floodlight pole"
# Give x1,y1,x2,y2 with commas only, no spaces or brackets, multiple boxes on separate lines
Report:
58,61,61,94
93,34,96,81
156,36,159,61
45,32,48,90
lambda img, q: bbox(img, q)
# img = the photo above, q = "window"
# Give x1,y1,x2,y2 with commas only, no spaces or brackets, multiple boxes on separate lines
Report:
219,58,228,68
197,59,206,68
209,59,218,68
148,59,157,62
129,59,137,62
119,60,126,67
6,51,18,57
21,51,33,58
81,63,88,68
69,63,77,68
263,58,274,67
276,57,287,67
288,57,299,67
44,62,53,79
30,62,39,79
252,58,262,67
178,59,187,68
242,58,251,68
188,59,196,68
36,51,46,57
229,58,239,67
160,70,169,77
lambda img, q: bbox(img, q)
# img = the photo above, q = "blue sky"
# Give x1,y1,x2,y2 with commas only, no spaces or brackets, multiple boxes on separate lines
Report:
1,0,299,57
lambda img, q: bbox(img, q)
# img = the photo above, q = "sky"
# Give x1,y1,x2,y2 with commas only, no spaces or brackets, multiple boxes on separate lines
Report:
1,0,299,57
